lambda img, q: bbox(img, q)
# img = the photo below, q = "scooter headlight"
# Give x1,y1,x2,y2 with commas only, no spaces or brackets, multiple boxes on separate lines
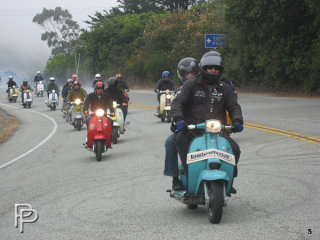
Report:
166,95,171,99
52,90,55,93
75,99,81,105
205,120,221,133
96,109,105,117
113,101,117,108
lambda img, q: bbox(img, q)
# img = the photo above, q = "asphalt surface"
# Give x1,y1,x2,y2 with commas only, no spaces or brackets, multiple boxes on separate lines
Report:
0,87,319,240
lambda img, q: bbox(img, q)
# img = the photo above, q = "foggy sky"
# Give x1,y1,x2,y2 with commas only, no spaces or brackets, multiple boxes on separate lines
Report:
0,0,118,82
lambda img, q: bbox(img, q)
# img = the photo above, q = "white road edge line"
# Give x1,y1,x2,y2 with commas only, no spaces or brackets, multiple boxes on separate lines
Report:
0,103,58,170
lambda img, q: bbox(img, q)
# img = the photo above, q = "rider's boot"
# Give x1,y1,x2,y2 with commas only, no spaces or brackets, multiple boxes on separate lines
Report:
172,177,183,190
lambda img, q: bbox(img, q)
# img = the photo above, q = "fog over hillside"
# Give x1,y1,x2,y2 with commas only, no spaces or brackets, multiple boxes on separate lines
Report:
0,0,118,85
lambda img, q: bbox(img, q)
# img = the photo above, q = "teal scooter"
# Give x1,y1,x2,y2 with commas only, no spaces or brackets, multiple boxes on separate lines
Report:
168,119,236,224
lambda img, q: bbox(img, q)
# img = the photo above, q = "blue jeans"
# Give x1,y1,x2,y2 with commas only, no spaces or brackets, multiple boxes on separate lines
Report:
164,133,179,177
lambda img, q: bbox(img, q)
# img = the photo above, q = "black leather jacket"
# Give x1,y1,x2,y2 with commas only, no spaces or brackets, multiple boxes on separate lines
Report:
171,77,243,125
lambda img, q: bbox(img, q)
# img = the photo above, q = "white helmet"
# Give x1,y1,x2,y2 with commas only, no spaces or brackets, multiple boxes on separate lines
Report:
95,73,101,80
36,71,41,75
50,77,55,81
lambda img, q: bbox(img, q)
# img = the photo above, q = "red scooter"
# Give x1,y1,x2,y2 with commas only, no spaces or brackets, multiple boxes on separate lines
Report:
87,109,112,161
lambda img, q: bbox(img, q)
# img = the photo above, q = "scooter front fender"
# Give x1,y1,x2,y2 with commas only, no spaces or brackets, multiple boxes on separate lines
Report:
94,134,106,140
194,170,229,194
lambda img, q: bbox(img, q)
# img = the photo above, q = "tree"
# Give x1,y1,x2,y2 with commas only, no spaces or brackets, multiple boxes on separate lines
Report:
33,7,80,55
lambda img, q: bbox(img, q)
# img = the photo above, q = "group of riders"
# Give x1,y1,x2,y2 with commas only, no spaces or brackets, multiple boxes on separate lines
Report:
5,50,243,194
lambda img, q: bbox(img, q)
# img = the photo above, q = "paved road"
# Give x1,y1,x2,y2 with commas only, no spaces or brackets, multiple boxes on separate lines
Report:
0,88,319,240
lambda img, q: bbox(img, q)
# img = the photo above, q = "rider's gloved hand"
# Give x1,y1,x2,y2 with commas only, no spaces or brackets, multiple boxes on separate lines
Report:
232,121,244,133
176,120,187,132
170,122,176,132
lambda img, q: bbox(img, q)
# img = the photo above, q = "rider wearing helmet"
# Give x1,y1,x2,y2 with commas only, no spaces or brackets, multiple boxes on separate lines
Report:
164,57,200,189
7,76,17,88
92,73,103,88
170,51,243,193
62,79,73,100
83,81,114,115
7,76,18,95
177,57,200,84
83,81,114,147
154,71,176,116
105,77,128,121
46,77,60,96
67,80,87,103
34,71,44,84
72,73,82,86
20,80,33,102
115,74,129,91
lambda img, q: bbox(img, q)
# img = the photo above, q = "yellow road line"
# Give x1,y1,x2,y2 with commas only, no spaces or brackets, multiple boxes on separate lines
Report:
244,123,320,146
129,104,156,110
130,104,320,146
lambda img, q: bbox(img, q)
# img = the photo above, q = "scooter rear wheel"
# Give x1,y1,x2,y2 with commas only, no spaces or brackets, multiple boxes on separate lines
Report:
187,204,198,209
207,181,224,224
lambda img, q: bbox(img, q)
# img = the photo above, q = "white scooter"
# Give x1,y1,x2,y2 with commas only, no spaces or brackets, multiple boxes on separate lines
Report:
36,81,45,97
110,101,125,144
47,90,59,110
22,89,33,108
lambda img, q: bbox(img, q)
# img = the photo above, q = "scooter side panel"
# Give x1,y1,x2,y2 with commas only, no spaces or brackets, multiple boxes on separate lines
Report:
187,135,208,193
116,107,124,133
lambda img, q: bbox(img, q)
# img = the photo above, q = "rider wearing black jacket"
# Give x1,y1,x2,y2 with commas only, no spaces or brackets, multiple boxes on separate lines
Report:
34,71,44,84
7,76,17,88
171,52,243,193
105,77,128,121
83,83,114,114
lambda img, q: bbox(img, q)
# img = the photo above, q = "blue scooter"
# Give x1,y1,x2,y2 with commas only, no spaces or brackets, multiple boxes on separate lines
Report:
168,119,236,224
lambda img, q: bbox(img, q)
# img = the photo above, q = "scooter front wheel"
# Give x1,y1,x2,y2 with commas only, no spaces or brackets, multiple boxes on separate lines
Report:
166,111,171,123
207,181,224,224
96,141,103,161
75,119,82,131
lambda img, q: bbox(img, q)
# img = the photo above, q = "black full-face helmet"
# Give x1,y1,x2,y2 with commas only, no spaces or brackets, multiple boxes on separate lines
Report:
177,57,200,83
200,51,225,85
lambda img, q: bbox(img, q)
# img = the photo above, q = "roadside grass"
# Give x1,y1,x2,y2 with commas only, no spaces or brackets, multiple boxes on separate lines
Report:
0,109,19,143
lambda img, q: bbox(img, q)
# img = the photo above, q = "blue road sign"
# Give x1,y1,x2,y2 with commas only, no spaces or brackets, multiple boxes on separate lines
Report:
205,34,226,48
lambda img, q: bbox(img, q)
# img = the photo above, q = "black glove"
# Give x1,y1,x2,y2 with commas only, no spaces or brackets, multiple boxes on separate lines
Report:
170,122,176,132
232,121,244,133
